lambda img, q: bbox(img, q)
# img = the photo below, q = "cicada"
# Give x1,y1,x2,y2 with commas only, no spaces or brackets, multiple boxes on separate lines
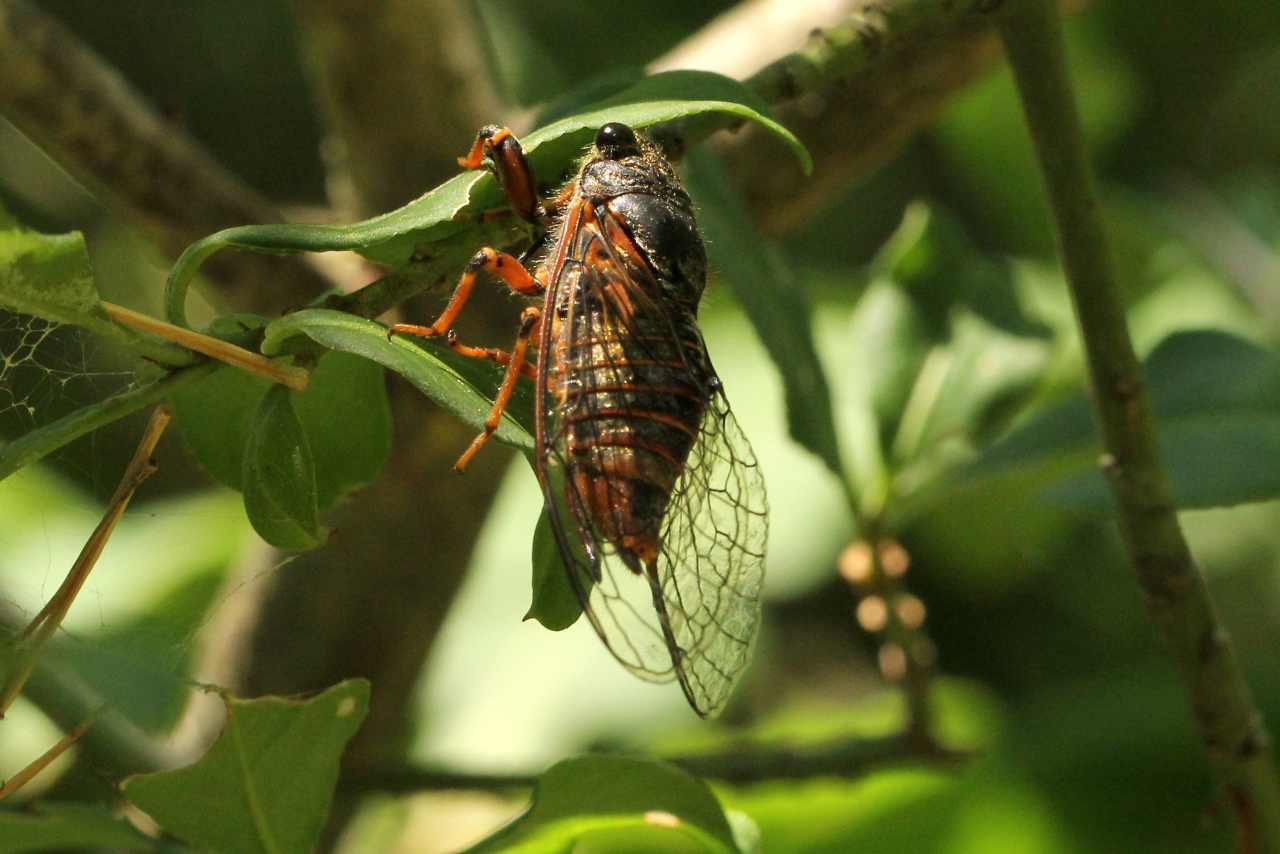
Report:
391,122,767,717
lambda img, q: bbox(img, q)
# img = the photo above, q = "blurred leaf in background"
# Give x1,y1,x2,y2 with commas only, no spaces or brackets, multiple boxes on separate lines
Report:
4,0,1280,852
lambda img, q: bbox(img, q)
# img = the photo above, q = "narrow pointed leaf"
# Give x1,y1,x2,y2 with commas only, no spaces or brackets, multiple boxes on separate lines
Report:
682,149,842,476
958,330,1280,512
262,308,535,450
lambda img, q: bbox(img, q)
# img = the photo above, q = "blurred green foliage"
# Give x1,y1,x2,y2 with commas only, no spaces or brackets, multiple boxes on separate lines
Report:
3,0,1280,851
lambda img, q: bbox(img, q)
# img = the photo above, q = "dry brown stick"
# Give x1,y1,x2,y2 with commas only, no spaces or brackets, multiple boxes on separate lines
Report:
0,0,332,316
341,732,969,794
101,301,311,391
0,704,105,801
0,405,169,717
838,538,937,746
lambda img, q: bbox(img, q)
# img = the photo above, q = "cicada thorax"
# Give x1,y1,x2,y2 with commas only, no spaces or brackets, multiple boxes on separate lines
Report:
541,132,711,577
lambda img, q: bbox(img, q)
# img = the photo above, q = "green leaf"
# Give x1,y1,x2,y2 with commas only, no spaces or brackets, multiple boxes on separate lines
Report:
527,461,600,632
528,508,582,631
262,308,535,451
682,148,842,477
58,569,229,734
725,765,1076,854
242,385,323,550
963,330,1280,511
172,348,391,510
847,281,931,436
0,218,185,364
164,71,809,327
837,204,1051,495
725,810,762,854
527,506,596,632
0,804,160,853
162,172,481,326
124,680,370,854
171,363,273,491
877,203,1049,341
464,756,740,854
729,770,961,854
891,311,1050,472
520,69,811,182
0,224,106,329
290,351,392,509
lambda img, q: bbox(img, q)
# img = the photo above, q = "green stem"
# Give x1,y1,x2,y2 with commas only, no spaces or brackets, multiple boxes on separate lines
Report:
336,234,503,322
341,734,969,794
0,360,220,481
998,1,1280,848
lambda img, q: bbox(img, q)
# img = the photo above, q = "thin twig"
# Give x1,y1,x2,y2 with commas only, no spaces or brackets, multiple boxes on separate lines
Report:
838,537,938,747
669,732,968,786
101,301,310,391
340,734,971,795
0,704,105,801
0,405,169,716
997,1,1280,849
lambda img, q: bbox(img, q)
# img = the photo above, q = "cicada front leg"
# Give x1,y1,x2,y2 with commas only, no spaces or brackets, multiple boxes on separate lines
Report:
457,125,544,223
388,126,556,470
390,301,542,472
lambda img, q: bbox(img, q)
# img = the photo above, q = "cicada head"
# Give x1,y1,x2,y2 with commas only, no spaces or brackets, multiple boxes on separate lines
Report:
574,124,707,304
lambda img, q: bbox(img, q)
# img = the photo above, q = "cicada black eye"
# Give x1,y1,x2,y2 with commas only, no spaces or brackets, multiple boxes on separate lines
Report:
595,123,640,159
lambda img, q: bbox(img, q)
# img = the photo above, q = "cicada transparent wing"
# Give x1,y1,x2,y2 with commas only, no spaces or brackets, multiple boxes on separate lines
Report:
537,196,767,718
653,389,767,715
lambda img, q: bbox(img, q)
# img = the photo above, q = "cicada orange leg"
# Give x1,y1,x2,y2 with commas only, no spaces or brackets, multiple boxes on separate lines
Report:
457,125,542,222
451,305,542,471
389,246,542,339
389,128,553,471
388,246,547,471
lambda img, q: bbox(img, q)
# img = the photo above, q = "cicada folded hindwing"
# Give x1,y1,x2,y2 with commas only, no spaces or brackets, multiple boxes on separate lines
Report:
534,123,768,718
